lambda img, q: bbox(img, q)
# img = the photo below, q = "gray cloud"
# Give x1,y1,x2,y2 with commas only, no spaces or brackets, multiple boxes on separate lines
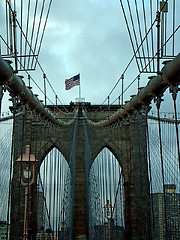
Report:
0,0,179,112
38,0,133,104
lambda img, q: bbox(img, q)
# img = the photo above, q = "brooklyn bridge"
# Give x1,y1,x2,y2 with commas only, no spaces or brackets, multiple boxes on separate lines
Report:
0,1,180,240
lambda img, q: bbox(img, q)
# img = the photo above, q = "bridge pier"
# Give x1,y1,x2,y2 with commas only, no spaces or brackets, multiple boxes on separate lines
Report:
10,162,38,240
73,112,88,239
9,114,38,240
9,106,152,240
2,53,179,240
123,116,152,240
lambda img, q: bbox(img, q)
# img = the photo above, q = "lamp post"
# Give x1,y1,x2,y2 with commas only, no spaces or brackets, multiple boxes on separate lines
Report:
103,200,113,240
16,145,38,240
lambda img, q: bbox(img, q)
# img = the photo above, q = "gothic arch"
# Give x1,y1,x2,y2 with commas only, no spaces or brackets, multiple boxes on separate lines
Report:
37,140,69,167
89,136,127,177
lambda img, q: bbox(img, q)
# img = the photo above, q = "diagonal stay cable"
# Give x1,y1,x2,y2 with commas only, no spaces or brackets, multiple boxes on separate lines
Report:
110,24,180,105
34,0,53,69
4,3,68,111
31,0,46,68
119,0,141,73
27,0,39,69
23,0,31,68
1,34,71,114
6,0,38,61
102,0,170,107
101,17,157,106
134,0,147,69
1,35,71,113
142,0,151,72
126,0,143,71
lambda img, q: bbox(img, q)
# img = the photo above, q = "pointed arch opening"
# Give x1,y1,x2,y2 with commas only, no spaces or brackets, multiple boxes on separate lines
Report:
37,147,73,239
88,147,125,239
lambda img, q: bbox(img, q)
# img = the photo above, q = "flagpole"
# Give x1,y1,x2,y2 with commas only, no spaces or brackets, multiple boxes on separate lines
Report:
79,74,81,103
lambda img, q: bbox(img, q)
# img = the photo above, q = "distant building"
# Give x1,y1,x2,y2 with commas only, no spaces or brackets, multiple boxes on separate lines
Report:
151,184,180,240
92,220,125,240
36,228,55,240
36,232,52,240
0,221,9,240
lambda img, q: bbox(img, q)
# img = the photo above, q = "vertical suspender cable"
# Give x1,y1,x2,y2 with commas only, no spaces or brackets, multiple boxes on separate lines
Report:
149,0,155,71
146,109,156,238
6,112,15,240
52,148,55,233
53,148,57,233
155,96,168,239
20,0,23,70
121,74,124,106
39,120,46,232
156,11,161,73
56,152,59,238
104,148,108,206
100,156,104,238
23,0,31,68
43,74,47,106
119,167,123,226
17,110,26,238
169,85,180,173
8,0,13,54
48,146,52,229
112,142,116,221
61,153,64,237
60,154,63,234
164,5,167,55
97,154,102,230
57,151,61,238
5,0,9,54
57,154,61,234
50,146,54,239
101,152,105,231
156,0,159,11
108,148,112,215
38,174,52,233
97,157,101,228
161,4,164,57
54,149,59,240
12,3,18,71
25,117,33,239
172,0,176,56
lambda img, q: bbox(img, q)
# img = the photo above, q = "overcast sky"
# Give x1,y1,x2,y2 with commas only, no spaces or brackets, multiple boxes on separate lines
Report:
36,0,133,105
1,0,180,112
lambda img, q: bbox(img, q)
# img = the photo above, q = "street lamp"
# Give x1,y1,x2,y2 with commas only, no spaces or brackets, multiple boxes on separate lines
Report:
103,200,113,240
16,145,38,240
23,166,32,179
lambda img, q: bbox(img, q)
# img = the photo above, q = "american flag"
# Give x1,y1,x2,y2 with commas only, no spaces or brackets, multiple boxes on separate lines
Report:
65,74,80,90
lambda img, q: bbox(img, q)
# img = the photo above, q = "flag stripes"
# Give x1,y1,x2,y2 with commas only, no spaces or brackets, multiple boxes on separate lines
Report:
65,74,80,90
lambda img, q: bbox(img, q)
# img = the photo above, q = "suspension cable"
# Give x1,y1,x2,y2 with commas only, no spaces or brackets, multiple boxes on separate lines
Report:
169,85,180,173
155,96,168,239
